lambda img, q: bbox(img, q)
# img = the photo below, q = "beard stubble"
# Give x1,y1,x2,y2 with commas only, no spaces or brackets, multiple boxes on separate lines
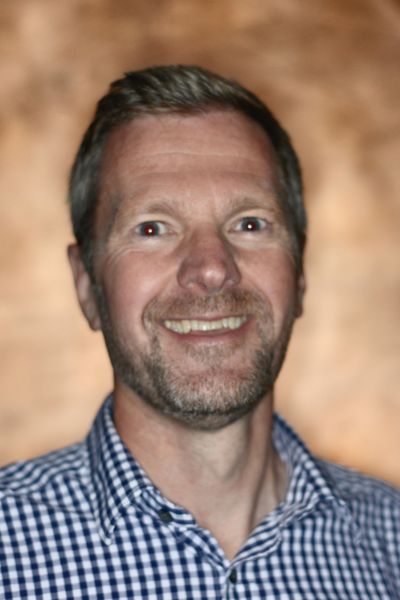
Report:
95,287,296,430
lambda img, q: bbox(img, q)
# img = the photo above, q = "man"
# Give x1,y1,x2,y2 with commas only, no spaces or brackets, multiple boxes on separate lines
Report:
0,66,398,599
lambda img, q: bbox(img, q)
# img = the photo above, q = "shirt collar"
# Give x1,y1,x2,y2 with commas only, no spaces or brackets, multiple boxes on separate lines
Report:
86,396,353,545
86,395,155,544
234,415,358,562
272,413,352,520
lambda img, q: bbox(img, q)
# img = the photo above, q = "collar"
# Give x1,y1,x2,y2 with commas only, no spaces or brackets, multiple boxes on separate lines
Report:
86,396,155,544
272,413,352,518
86,397,355,545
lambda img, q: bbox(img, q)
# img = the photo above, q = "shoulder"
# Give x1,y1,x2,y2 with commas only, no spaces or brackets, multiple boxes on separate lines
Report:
317,458,400,557
317,458,400,508
0,442,90,511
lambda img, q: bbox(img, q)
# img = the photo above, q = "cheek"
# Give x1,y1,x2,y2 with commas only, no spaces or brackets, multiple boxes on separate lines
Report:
245,249,298,317
100,254,173,334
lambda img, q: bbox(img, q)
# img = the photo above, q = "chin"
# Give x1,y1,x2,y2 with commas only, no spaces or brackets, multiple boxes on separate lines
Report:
130,362,274,432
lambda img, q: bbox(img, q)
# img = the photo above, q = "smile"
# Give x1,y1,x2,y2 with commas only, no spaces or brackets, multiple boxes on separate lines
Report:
163,316,248,334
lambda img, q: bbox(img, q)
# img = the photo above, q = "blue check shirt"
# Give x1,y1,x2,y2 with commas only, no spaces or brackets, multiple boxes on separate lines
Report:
0,396,399,599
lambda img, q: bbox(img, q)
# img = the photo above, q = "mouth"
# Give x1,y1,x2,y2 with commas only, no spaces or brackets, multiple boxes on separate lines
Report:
163,315,248,335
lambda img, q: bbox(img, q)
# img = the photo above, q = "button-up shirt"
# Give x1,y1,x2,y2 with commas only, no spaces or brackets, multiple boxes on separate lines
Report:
0,397,399,599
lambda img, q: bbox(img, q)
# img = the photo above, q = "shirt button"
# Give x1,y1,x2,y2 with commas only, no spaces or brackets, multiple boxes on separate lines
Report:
158,509,173,523
228,569,237,584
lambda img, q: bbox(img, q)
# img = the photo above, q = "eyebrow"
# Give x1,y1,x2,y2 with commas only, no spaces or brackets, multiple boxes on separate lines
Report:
134,195,282,220
223,193,284,221
131,199,182,217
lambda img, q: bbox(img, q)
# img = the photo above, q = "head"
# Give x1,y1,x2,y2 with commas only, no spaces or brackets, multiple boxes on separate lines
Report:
68,65,307,430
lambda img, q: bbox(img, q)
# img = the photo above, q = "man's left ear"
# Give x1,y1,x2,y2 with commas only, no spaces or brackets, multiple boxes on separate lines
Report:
67,244,101,331
295,273,306,318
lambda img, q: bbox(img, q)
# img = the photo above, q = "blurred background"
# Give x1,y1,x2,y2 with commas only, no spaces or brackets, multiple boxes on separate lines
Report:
1,0,399,485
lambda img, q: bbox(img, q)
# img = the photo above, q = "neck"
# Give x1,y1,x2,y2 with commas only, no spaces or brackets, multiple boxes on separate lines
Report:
113,382,287,560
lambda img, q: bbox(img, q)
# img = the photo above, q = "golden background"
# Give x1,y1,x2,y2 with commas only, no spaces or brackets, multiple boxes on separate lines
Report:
1,0,399,485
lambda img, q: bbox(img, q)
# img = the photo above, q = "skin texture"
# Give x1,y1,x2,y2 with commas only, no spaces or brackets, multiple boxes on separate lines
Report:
68,110,305,558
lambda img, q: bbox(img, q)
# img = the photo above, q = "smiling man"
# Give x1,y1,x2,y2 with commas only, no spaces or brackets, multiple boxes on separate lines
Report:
1,66,399,599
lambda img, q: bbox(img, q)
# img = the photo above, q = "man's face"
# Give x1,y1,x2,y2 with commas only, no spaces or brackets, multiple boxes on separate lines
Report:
76,110,304,430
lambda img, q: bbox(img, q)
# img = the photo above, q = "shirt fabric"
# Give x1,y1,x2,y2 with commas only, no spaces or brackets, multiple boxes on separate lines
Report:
0,396,399,599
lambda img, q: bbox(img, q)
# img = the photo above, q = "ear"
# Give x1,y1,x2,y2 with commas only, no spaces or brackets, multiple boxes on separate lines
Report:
294,272,306,318
67,244,101,331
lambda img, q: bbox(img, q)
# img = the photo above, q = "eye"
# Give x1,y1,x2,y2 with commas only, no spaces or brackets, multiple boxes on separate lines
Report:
233,216,268,232
136,221,168,237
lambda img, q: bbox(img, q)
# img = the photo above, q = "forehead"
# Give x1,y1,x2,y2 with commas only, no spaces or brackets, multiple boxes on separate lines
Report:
102,109,278,178
96,110,281,227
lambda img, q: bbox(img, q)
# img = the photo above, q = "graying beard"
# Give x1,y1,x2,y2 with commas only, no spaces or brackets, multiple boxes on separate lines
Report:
94,284,295,431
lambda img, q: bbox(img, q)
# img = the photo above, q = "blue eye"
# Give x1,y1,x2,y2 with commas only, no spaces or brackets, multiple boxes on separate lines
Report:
236,217,267,232
137,221,166,237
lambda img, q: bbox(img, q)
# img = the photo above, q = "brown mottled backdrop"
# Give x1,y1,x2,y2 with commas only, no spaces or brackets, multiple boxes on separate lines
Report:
1,0,399,485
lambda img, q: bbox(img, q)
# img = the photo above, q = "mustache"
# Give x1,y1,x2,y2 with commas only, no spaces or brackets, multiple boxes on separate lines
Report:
145,289,271,321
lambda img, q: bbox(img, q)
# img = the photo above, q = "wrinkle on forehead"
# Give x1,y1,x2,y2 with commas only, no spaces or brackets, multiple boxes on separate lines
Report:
103,110,278,170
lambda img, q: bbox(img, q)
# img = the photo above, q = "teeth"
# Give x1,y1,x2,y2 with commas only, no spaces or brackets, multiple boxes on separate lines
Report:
164,316,247,334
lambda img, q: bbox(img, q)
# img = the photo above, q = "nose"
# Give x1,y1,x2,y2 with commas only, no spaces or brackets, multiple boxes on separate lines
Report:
177,228,241,295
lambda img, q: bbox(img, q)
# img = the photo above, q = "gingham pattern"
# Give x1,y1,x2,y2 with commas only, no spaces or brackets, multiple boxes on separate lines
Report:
0,397,399,599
